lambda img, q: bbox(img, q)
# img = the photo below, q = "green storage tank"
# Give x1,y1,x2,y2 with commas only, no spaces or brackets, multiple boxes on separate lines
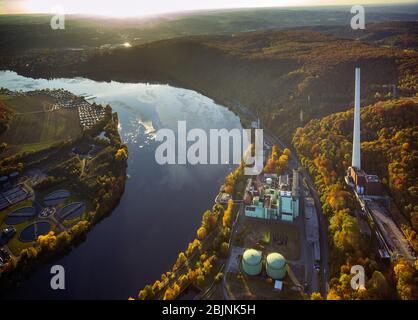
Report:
266,252,287,280
242,249,262,276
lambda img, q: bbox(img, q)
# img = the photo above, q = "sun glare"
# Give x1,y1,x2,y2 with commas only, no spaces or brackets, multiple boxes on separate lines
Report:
6,0,414,17
12,0,344,17
23,0,157,17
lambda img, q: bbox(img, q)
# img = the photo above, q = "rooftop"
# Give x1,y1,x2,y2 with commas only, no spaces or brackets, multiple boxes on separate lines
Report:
266,252,286,269
365,175,380,183
280,191,292,197
243,249,262,265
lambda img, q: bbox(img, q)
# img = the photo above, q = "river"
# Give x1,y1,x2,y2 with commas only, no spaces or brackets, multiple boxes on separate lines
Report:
0,70,245,299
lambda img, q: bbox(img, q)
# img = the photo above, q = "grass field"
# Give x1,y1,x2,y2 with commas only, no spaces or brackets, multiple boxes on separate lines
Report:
0,94,82,155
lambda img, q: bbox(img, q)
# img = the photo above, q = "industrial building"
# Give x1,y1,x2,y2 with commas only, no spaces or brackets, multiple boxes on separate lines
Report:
280,191,299,222
245,169,300,222
345,68,383,197
346,167,383,197
0,173,29,210
345,68,414,265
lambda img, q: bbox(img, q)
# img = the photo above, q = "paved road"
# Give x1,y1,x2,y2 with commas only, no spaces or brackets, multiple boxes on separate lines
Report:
300,195,320,294
222,200,245,300
303,175,329,296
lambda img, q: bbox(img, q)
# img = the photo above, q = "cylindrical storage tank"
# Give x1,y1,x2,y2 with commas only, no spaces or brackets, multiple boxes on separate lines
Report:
266,252,286,280
242,249,262,276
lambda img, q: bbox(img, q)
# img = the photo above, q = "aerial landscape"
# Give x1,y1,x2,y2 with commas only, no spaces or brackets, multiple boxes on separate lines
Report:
0,0,417,304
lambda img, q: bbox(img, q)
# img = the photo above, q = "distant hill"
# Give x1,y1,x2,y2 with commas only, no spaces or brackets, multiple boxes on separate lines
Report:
1,17,417,142
11,25,415,142
308,21,418,49
1,5,417,53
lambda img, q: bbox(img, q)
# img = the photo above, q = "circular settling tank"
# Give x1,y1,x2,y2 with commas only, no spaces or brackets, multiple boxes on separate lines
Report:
5,206,36,225
20,221,52,242
57,202,86,220
43,189,70,206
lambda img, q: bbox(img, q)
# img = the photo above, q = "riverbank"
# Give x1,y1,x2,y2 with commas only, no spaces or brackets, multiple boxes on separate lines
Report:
136,164,246,300
0,71,245,299
0,89,128,291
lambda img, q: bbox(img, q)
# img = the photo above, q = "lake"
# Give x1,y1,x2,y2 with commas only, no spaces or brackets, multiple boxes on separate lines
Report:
0,70,245,299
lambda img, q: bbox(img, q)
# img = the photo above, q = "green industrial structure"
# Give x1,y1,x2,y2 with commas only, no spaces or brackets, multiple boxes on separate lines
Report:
245,187,299,222
242,250,288,280
245,169,300,222
266,252,287,280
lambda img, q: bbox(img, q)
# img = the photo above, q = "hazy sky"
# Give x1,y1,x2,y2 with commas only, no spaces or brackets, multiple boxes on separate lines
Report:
1,0,414,16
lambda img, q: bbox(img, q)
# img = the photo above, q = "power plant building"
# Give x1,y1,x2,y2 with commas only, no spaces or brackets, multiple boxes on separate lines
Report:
245,169,300,222
346,68,383,197
279,191,299,222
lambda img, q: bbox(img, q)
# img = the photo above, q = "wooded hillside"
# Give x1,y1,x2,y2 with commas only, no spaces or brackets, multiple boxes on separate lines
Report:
293,97,418,299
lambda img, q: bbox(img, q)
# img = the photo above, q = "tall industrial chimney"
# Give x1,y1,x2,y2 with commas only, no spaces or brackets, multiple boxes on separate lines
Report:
292,169,300,197
352,68,361,170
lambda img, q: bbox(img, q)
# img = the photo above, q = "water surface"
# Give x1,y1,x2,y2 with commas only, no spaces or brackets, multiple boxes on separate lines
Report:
0,71,244,299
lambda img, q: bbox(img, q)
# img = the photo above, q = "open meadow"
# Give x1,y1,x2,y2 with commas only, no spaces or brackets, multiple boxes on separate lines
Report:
0,94,81,155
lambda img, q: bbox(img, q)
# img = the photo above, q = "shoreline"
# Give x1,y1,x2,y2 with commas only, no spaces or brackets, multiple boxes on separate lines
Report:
0,88,128,292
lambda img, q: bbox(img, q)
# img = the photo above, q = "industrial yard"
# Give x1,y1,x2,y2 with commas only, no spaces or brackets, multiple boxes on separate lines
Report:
0,178,30,210
0,88,124,272
361,197,415,263
0,171,88,255
345,68,416,266
221,144,321,299
233,219,301,261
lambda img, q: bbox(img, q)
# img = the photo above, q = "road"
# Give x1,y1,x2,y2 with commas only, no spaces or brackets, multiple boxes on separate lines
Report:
222,198,246,300
304,179,329,296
